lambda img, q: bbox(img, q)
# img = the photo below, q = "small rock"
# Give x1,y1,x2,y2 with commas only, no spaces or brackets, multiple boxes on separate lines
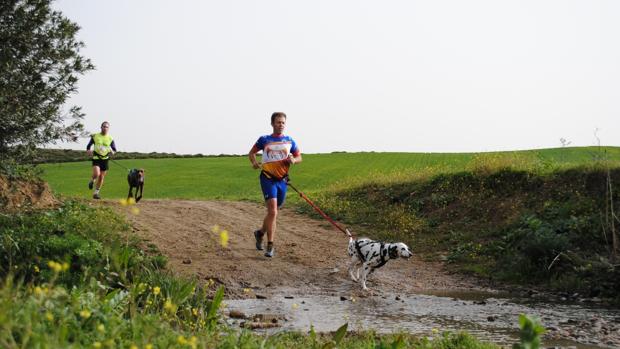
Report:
253,314,280,323
229,310,246,319
182,258,192,264
255,294,267,299
284,296,294,299
340,296,348,301
487,315,497,322
395,296,401,301
245,322,280,329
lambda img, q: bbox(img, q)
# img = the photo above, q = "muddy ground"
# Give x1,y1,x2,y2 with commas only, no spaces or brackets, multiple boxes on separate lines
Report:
111,199,486,299
108,199,620,348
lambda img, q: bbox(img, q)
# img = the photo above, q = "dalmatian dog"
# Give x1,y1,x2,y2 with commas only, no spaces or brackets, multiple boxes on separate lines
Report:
346,230,413,290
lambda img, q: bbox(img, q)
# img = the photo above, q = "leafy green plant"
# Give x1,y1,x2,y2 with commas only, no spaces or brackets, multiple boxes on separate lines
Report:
512,314,545,349
320,323,348,349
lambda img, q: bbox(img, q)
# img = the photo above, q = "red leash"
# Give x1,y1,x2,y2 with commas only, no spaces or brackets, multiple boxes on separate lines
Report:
286,181,351,237
261,169,352,238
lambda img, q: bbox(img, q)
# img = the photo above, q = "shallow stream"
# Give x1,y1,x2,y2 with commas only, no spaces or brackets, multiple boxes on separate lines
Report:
226,290,620,348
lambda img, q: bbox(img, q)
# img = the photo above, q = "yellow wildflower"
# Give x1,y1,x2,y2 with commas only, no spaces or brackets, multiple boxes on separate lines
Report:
192,308,198,316
119,198,128,206
80,309,91,319
211,225,220,233
164,299,177,313
34,286,43,296
292,303,299,310
130,345,138,349
97,324,105,333
93,342,102,348
153,286,161,295
131,207,140,215
432,328,439,334
45,312,54,321
220,230,229,247
145,345,153,349
47,261,62,273
34,265,40,273
177,335,187,345
189,336,198,349
127,197,136,205
243,288,251,294
62,262,70,271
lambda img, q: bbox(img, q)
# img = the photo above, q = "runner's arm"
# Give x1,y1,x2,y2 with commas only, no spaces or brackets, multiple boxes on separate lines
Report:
86,137,94,150
248,145,261,169
288,150,302,165
86,137,94,156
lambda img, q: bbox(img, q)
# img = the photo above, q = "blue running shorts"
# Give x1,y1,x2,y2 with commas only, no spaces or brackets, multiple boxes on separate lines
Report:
260,173,288,208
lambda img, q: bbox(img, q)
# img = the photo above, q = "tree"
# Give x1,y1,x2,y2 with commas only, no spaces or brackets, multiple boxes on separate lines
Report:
0,0,94,172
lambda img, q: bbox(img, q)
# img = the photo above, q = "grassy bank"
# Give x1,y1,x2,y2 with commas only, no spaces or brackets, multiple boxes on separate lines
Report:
298,160,620,300
0,201,507,348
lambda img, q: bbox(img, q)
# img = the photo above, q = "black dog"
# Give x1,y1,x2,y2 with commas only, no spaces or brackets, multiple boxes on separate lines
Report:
127,168,145,202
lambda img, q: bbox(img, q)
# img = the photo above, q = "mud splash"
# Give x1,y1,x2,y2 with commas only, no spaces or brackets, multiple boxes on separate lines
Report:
226,290,620,349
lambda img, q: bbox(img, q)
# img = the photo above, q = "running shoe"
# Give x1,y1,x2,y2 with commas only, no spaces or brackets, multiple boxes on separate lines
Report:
254,230,264,250
264,244,274,258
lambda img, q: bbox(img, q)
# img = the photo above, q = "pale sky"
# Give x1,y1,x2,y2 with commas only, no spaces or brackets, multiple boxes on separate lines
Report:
52,0,619,155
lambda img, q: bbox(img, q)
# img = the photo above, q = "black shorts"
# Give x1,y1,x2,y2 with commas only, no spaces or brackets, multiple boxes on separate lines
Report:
92,159,109,171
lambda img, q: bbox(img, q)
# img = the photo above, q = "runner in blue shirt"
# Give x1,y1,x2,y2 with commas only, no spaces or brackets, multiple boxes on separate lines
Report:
248,112,302,257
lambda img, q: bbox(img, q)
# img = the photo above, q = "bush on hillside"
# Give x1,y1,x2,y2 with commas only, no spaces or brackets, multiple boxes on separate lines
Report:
298,166,620,299
0,201,162,287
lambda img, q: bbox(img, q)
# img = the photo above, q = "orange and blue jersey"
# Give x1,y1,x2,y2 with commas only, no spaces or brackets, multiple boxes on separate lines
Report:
251,134,300,180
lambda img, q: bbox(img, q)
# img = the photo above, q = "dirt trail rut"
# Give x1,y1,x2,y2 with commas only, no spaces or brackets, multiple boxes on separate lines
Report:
114,199,483,299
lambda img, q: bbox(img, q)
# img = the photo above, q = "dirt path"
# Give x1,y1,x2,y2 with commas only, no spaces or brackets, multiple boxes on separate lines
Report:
112,199,485,299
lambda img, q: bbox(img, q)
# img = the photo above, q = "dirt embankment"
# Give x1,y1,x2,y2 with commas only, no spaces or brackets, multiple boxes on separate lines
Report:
112,199,485,299
0,175,59,212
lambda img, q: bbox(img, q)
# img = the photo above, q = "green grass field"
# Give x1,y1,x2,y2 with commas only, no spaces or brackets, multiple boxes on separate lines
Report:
40,146,620,201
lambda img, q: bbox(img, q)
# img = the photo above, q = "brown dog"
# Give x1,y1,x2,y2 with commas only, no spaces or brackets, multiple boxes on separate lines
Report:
127,168,144,202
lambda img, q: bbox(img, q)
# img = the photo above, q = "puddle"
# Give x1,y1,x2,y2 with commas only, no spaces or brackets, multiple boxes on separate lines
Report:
226,290,620,348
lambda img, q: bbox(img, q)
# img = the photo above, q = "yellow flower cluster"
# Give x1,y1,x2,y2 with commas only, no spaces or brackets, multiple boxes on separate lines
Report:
164,299,177,313
119,197,140,215
119,197,136,206
34,285,51,296
177,335,198,348
47,261,69,273
153,286,161,296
